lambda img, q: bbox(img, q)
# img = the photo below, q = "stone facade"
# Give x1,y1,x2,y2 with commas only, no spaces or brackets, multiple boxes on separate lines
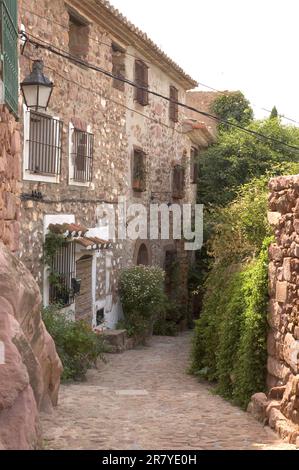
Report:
0,104,20,252
248,174,299,445
186,90,224,137
18,0,214,328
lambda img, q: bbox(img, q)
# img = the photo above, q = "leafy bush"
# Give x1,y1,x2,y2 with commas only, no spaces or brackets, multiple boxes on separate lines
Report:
211,91,254,128
153,302,182,336
42,305,108,382
119,265,167,339
197,117,299,207
190,239,271,408
209,176,270,263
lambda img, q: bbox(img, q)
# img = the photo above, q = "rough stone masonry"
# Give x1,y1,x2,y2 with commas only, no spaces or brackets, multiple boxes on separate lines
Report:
249,174,299,445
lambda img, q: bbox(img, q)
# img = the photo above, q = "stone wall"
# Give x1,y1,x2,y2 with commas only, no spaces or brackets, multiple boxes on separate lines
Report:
0,104,20,252
186,90,222,137
248,175,299,445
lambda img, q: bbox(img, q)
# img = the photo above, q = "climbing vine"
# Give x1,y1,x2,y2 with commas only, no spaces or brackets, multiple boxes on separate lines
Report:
43,229,68,297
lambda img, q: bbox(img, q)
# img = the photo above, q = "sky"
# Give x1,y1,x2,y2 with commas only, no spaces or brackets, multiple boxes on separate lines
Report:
109,0,299,124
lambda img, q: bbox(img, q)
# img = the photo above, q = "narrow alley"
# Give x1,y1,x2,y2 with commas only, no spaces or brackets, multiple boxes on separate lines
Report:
41,333,293,450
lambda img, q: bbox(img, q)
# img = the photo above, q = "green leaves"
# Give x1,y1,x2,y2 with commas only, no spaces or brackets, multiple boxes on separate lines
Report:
119,266,167,338
191,240,271,408
42,305,108,381
198,117,299,207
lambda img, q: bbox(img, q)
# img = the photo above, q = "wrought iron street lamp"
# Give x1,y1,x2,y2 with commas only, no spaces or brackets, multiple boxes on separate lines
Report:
21,60,54,111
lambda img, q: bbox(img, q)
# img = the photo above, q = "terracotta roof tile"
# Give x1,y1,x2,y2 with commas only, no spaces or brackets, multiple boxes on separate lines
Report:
96,0,197,88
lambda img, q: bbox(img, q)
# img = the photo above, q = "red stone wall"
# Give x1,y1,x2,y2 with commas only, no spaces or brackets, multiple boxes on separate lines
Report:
249,175,299,444
0,105,20,252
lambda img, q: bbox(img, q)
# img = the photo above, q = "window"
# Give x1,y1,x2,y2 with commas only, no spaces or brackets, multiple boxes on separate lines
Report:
190,147,199,184
112,43,125,91
0,0,18,116
68,11,89,60
132,148,146,192
26,111,62,176
134,60,149,106
49,241,76,306
169,86,179,122
70,127,94,183
137,243,149,266
172,165,185,199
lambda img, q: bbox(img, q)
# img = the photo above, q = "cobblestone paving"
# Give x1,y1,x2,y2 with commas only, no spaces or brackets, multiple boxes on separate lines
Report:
41,333,294,450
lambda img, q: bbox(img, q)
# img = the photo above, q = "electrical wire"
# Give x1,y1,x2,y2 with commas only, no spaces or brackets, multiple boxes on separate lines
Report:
20,31,299,153
21,6,299,126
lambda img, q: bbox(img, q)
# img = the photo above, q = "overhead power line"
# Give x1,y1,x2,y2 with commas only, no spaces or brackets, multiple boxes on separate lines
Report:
20,31,299,153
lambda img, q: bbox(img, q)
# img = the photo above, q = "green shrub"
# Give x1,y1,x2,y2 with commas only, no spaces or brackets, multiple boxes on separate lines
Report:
153,302,182,336
232,239,270,407
190,239,271,408
119,265,167,338
42,305,108,382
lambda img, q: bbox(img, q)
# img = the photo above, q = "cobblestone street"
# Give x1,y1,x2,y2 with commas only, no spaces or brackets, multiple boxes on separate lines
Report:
41,333,293,450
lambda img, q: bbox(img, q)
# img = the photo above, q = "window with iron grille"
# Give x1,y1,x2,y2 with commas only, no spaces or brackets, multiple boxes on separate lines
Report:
132,148,146,192
26,111,62,175
0,0,18,117
134,60,149,106
172,165,185,199
71,128,94,183
169,86,179,122
49,241,76,306
190,147,199,184
112,43,125,91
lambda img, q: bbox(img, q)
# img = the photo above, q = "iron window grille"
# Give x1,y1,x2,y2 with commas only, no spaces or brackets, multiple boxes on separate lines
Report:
0,0,18,117
134,60,149,106
27,111,62,175
169,86,179,122
49,241,76,306
71,128,94,183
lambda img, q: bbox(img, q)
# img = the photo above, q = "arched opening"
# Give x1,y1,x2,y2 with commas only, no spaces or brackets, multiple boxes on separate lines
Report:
136,243,149,266
75,254,93,323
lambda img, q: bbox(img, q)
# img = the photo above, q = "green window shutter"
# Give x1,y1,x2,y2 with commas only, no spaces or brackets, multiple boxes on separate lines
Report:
1,0,18,117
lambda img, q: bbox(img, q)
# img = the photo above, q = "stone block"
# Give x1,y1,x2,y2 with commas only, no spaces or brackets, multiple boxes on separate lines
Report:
3,192,17,220
247,393,268,423
267,211,281,227
283,333,299,373
267,356,290,381
268,244,283,262
283,258,292,282
275,281,288,303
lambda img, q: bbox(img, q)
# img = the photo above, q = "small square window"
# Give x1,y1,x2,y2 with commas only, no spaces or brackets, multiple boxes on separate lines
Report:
68,11,89,61
134,60,149,106
172,165,185,199
169,86,179,122
132,149,146,192
112,43,126,91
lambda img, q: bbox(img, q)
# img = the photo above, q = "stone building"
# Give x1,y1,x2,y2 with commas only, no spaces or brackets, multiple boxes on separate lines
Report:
0,0,61,449
18,0,214,328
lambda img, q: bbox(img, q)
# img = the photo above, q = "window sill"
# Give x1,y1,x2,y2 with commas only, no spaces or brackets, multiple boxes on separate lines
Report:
23,171,60,184
69,179,91,187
